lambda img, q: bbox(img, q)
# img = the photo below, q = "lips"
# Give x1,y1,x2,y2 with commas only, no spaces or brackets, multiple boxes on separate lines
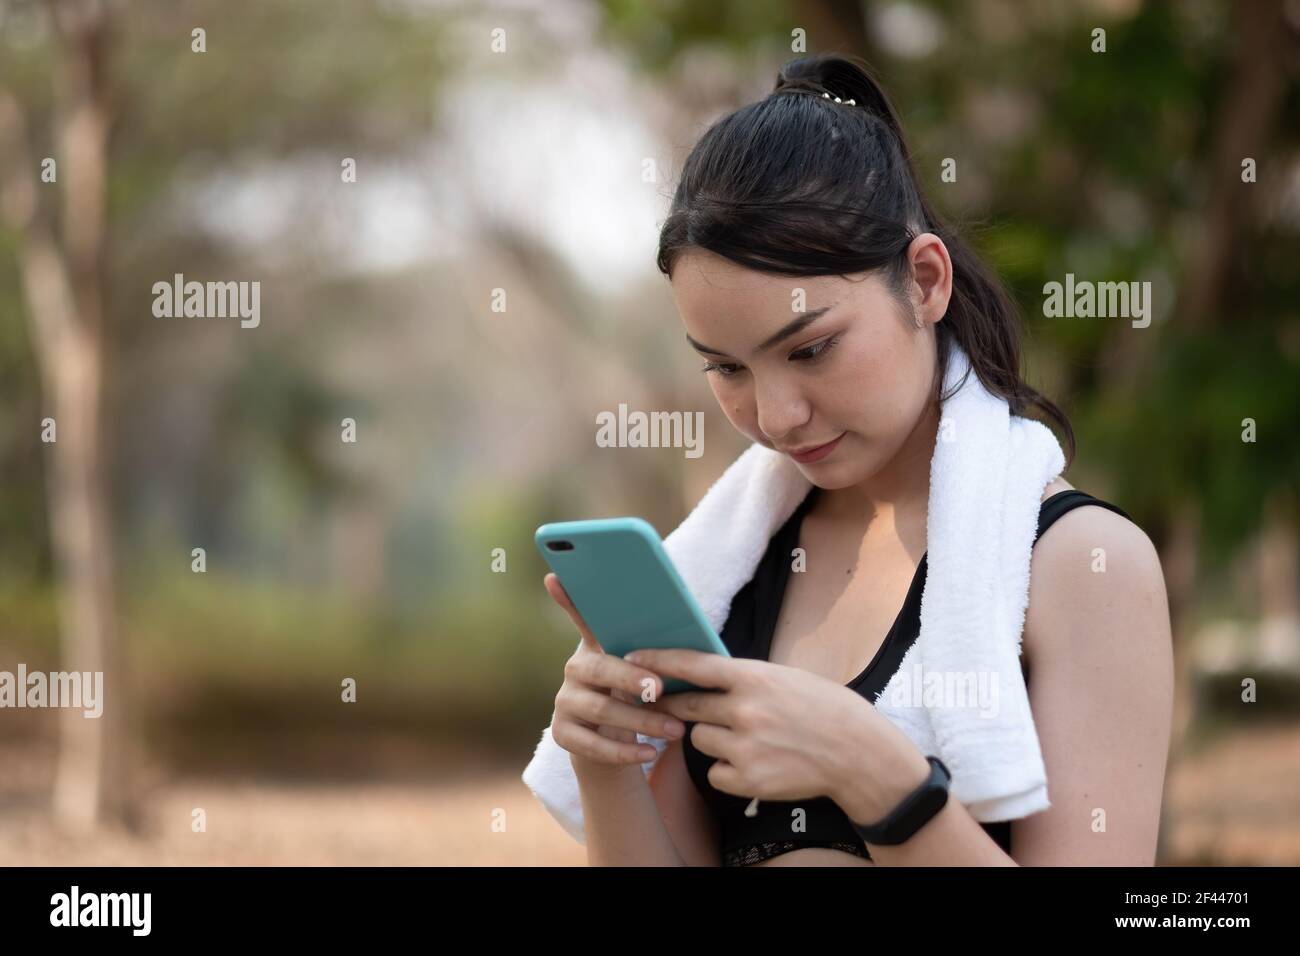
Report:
786,433,844,463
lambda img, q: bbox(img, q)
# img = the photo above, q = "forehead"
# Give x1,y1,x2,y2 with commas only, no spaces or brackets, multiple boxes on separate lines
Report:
669,249,846,318
669,249,896,354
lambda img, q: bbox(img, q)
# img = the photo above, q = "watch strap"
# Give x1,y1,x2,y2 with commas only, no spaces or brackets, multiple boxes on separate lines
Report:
849,755,951,846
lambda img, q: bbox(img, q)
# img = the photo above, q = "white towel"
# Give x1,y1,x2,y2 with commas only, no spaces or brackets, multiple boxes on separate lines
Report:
521,340,1064,844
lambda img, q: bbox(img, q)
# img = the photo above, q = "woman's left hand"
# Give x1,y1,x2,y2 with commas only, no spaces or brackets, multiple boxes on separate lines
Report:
627,647,907,806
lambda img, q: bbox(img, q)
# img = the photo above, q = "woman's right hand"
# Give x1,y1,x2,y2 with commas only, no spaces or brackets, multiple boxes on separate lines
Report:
543,572,687,773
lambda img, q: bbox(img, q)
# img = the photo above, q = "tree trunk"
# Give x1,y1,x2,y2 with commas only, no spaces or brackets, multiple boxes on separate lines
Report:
0,0,125,832
45,319,126,831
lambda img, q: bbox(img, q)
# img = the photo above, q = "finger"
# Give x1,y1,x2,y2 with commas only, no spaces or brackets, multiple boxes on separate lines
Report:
567,652,664,702
705,758,749,798
544,573,601,651
624,648,738,691
644,689,731,725
568,687,685,741
554,721,660,766
612,686,664,708
685,721,742,764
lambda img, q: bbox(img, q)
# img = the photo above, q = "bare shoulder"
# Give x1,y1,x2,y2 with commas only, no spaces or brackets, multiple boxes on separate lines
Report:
1014,479,1173,863
1024,477,1169,669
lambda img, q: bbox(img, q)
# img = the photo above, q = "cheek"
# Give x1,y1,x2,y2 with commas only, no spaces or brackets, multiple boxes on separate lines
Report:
830,337,926,428
708,379,764,437
706,378,740,416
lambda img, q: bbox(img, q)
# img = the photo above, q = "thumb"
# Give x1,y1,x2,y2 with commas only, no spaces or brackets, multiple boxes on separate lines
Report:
544,573,602,652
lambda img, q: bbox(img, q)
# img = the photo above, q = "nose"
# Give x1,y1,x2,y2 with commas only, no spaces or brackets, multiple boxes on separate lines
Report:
754,374,811,446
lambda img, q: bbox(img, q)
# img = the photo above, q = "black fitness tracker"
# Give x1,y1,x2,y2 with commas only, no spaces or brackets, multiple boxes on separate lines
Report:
849,755,951,846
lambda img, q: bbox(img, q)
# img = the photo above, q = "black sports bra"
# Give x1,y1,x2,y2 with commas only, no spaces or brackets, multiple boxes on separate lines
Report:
681,486,1132,866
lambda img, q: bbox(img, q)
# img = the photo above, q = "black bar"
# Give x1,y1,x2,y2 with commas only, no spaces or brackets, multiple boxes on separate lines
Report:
0,866,1283,940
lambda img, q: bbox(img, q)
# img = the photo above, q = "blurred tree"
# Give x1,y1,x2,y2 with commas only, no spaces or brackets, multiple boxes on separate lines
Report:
0,0,121,832
0,0,450,828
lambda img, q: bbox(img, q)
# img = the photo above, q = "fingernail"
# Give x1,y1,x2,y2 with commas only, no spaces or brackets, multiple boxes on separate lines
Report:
625,652,642,664
665,719,685,737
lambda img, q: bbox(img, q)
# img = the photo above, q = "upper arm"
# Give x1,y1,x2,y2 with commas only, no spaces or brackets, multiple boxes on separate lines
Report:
1012,504,1174,865
647,738,722,866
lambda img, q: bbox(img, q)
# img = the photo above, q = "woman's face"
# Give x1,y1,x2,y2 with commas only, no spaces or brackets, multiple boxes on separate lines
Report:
669,240,951,489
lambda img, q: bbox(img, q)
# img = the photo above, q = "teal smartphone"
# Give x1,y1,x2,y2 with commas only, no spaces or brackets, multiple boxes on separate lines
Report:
535,516,730,695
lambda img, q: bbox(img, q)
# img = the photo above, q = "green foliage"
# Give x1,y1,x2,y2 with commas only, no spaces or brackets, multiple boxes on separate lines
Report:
596,0,1299,561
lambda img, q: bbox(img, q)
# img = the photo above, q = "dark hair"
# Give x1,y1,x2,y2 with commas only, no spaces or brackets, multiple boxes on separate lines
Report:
657,52,1075,468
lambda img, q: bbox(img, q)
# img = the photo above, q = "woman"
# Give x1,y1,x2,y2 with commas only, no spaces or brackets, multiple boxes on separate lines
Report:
543,53,1173,866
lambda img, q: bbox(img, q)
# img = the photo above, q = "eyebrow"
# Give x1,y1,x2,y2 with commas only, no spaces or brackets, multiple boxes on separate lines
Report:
685,307,833,359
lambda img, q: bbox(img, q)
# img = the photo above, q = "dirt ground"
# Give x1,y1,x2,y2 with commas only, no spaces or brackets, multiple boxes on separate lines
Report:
2,722,1297,866
0,739,587,866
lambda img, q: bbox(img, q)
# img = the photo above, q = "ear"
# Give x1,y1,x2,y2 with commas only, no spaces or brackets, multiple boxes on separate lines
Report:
905,232,953,327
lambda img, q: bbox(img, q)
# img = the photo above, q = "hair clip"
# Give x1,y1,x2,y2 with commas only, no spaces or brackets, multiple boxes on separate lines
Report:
821,92,856,105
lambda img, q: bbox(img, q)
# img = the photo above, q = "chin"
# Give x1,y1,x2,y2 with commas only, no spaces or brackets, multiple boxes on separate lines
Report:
810,451,882,487
805,466,854,488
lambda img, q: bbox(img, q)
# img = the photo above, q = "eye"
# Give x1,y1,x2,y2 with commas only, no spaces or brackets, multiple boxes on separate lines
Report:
701,334,841,377
791,334,841,363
